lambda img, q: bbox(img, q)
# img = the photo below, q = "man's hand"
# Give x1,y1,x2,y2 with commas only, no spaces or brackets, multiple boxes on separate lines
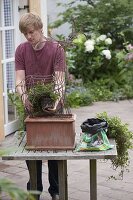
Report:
47,99,59,112
22,94,33,113
41,99,59,114
24,98,33,113
47,105,56,112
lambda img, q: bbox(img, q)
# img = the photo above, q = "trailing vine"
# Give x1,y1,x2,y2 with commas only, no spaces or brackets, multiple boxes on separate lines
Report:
97,111,133,179
8,91,25,131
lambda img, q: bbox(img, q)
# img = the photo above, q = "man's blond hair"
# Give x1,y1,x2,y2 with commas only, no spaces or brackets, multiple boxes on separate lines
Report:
19,12,43,33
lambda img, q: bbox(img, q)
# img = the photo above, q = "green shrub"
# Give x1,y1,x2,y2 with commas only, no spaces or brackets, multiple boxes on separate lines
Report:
66,89,93,107
50,0,133,91
66,80,93,107
51,0,133,48
8,91,25,130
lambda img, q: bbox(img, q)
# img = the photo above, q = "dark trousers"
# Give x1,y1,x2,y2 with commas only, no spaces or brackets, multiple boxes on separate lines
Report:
26,160,59,196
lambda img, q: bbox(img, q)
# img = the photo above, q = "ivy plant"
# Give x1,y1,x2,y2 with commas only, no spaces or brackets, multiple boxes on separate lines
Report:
97,111,133,179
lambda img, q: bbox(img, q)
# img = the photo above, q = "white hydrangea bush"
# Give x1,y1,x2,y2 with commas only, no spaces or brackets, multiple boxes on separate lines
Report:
84,34,112,60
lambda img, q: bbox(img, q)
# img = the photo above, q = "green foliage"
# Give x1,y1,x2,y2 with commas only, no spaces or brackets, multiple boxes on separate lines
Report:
66,34,133,99
51,0,133,48
67,33,114,83
50,0,133,85
66,88,93,107
8,83,59,121
50,0,133,101
97,112,133,179
67,33,133,85
87,80,113,101
8,91,25,130
28,82,58,103
66,76,133,108
0,179,35,200
28,82,59,116
66,79,93,107
86,76,133,102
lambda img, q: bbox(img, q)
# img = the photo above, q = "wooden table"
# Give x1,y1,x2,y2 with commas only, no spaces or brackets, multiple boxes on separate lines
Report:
2,132,117,200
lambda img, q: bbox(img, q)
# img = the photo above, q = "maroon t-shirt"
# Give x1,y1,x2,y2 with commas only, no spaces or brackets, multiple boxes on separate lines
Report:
15,40,66,76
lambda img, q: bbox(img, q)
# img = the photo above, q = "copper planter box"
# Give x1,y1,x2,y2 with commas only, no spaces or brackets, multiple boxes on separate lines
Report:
25,114,76,150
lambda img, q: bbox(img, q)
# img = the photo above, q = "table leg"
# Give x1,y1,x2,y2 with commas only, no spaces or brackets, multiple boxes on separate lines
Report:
90,159,97,200
58,160,68,200
28,160,38,200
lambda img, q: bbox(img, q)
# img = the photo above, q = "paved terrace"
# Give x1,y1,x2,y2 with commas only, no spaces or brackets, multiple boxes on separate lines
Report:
0,100,133,200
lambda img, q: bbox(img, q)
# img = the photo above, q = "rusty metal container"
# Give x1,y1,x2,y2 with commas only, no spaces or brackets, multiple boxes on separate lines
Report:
25,114,76,150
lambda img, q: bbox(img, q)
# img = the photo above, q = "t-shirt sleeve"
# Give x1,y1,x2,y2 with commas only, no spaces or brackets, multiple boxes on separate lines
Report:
15,44,25,71
54,44,66,72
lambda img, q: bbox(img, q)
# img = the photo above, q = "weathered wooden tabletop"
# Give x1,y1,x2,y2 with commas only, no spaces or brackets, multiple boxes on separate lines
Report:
1,132,117,200
2,131,117,161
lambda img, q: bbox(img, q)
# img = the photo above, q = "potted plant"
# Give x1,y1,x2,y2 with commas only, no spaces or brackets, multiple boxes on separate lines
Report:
27,82,60,117
13,78,76,151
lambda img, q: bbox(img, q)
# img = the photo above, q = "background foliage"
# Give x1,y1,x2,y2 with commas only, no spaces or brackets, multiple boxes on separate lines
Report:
0,177,35,200
52,0,133,48
50,0,133,105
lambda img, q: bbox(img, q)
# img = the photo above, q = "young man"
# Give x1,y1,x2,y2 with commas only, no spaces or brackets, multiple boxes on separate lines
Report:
15,12,66,200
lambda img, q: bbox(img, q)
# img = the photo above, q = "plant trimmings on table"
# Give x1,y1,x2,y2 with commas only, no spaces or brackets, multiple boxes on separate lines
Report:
97,112,133,179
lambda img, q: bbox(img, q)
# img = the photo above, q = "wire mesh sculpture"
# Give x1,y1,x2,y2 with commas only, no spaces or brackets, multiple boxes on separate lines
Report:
16,74,71,118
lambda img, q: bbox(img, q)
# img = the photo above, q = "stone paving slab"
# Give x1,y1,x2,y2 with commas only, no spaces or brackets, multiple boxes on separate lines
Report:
0,100,133,200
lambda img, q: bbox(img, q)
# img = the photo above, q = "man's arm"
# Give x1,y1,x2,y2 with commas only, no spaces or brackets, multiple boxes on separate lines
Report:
16,70,32,112
47,71,65,112
16,70,25,96
47,43,66,112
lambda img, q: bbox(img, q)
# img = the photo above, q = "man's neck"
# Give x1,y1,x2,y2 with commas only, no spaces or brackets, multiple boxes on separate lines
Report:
33,36,46,50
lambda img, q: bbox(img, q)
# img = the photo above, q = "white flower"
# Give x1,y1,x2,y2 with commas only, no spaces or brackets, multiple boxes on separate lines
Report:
88,5,94,8
105,3,111,6
9,89,12,94
105,38,112,45
9,89,15,93
96,35,107,42
102,50,111,59
84,39,95,52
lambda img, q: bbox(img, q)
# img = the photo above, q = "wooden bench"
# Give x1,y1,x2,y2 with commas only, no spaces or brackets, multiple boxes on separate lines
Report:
2,132,117,200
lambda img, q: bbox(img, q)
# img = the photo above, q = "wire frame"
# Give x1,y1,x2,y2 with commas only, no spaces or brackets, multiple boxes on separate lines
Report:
16,74,71,117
